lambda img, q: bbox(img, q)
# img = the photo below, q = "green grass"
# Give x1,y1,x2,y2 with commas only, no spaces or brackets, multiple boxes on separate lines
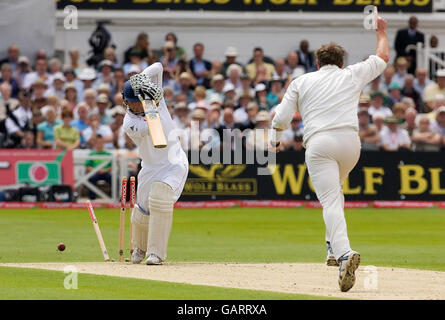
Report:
0,208,444,271
0,207,444,299
0,266,331,300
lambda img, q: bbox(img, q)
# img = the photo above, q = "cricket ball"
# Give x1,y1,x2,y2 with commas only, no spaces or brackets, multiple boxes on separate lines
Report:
58,243,66,252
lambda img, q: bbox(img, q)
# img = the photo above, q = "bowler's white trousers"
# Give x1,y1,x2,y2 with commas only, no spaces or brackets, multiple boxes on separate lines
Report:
305,128,361,260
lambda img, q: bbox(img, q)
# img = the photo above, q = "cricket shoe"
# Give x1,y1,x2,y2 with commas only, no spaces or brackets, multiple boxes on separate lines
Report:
145,253,163,265
338,251,361,292
326,241,339,267
131,248,146,264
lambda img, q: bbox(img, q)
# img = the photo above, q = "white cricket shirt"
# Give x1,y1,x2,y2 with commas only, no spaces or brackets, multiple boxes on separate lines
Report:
272,55,387,147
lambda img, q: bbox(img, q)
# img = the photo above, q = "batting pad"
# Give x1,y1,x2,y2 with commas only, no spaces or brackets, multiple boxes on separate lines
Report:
130,204,150,252
147,181,174,261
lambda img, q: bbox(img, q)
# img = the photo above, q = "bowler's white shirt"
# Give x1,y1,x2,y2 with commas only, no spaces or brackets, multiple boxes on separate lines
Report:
272,55,387,147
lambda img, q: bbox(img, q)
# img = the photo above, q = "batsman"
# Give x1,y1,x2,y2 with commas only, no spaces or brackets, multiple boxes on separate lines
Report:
122,62,189,265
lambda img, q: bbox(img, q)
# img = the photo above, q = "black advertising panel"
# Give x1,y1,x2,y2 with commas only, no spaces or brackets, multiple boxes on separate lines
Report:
182,151,445,201
56,0,433,13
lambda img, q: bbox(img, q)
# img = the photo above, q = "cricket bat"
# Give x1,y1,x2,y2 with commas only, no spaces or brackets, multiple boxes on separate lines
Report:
139,96,167,149
87,201,110,262
119,177,127,262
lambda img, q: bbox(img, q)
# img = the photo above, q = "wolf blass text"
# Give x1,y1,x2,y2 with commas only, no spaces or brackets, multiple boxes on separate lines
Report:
177,304,267,317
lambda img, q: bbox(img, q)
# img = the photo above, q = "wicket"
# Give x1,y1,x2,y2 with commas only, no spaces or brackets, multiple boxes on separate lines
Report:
119,176,136,262
87,200,110,262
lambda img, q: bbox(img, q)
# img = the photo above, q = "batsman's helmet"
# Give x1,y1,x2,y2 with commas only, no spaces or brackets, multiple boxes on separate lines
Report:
122,80,140,102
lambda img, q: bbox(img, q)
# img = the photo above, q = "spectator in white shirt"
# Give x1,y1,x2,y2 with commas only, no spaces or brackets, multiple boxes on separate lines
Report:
368,91,392,117
391,57,409,87
413,67,432,100
23,58,50,89
380,116,411,151
83,113,114,149
411,114,441,151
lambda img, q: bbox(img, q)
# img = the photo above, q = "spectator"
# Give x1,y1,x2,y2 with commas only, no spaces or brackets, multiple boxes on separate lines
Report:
253,65,271,86
391,57,409,87
83,113,113,149
380,116,411,151
236,101,258,131
413,67,432,102
387,83,403,108
18,131,36,149
297,40,316,72
189,43,212,87
401,75,420,109
206,75,225,101
372,112,385,133
209,60,223,79
428,35,444,79
411,114,441,151
172,102,189,129
236,74,255,100
68,49,81,74
23,58,50,89
124,32,155,64
424,69,445,111
83,88,97,111
54,109,80,150
94,94,114,125
187,86,206,110
281,113,303,150
0,63,19,98
84,134,112,200
165,32,186,60
0,45,20,72
358,93,371,110
246,47,275,80
401,107,417,136
36,106,62,149
108,105,126,149
30,79,49,110
48,58,62,77
161,41,178,77
272,58,289,82
94,60,115,90
430,106,445,140
78,68,97,102
71,102,90,147
222,47,243,76
246,110,270,151
174,58,196,86
3,92,32,148
267,77,283,109
394,16,424,74
254,83,268,110
368,91,392,117
175,72,195,104
45,72,66,101
364,75,384,96
222,83,236,104
103,47,120,70
427,94,445,120
358,108,380,151
16,56,31,88
123,50,148,77
285,51,304,76
381,65,395,92
0,82,19,118
226,64,243,90
392,103,407,123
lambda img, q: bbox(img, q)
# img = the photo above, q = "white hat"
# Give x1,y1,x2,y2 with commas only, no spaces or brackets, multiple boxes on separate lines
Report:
98,83,111,92
18,56,30,64
225,46,238,57
52,72,66,82
127,64,141,75
208,94,223,105
256,110,270,122
223,83,235,94
255,83,267,92
78,68,97,81
436,69,445,77
437,106,445,114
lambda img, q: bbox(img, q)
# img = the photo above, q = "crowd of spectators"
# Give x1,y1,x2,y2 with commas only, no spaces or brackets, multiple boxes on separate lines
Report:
0,16,444,158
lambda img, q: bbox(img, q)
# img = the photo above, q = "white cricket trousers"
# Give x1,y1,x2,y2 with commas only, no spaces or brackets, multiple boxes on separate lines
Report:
305,128,361,260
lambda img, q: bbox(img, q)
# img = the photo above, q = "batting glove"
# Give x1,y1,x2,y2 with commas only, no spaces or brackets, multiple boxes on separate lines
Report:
141,81,164,105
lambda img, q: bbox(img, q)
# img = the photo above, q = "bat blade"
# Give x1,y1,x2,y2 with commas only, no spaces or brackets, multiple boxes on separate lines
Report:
141,99,167,149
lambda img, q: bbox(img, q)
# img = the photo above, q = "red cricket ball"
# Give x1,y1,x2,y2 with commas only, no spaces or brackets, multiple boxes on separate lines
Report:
58,243,66,252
